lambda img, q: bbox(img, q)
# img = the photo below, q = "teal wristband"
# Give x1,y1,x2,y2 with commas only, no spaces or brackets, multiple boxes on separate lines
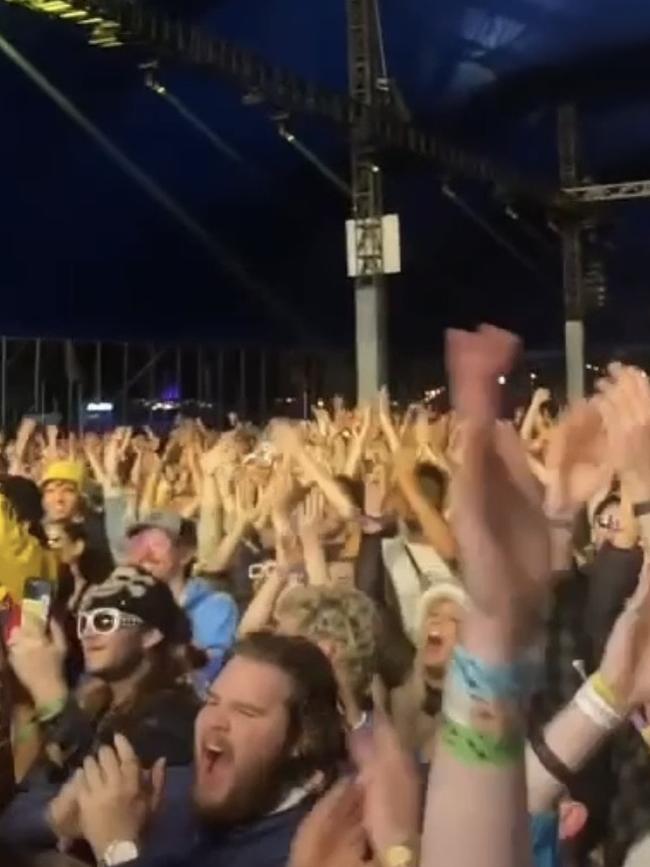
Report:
451,646,540,704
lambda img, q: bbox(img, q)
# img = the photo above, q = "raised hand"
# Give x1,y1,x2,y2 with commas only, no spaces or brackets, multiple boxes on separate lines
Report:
332,395,346,429
532,387,551,407
595,363,650,502
311,405,333,440
598,562,650,712
349,711,420,862
232,471,261,525
377,386,400,453
45,424,59,463
47,772,82,844
76,735,166,861
545,400,611,517
411,404,431,455
289,779,367,867
296,487,326,540
200,436,238,477
351,403,372,443
143,426,161,453
270,419,303,456
445,324,520,423
364,462,387,521
103,427,130,489
446,326,549,644
8,618,68,711
13,417,37,463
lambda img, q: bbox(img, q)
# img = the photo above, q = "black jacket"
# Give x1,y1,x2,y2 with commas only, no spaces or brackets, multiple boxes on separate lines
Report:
42,680,198,782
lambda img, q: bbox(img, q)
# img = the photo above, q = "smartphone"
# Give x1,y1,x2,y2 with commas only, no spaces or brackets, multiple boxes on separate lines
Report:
22,578,53,627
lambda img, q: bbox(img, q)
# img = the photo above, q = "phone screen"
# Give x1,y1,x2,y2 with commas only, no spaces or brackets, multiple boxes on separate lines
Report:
22,578,53,627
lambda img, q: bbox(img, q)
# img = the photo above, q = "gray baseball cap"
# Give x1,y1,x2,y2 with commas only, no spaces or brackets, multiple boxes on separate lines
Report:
126,510,184,542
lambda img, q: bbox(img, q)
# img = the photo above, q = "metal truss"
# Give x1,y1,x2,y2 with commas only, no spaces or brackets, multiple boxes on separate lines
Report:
3,0,559,205
564,179,650,203
346,0,386,397
558,104,584,321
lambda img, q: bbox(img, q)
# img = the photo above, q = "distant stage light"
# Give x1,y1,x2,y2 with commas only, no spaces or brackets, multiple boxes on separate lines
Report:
6,1,123,48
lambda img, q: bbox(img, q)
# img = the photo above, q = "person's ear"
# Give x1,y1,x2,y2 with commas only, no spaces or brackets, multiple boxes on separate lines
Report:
142,628,164,651
559,799,588,842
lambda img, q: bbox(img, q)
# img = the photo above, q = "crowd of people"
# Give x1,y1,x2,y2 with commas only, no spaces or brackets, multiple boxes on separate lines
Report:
1,324,650,866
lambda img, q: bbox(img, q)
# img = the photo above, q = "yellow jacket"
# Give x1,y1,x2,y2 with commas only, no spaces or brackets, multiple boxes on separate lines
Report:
0,493,59,601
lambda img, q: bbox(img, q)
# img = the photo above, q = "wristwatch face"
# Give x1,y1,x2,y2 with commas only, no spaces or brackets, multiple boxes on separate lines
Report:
385,844,414,867
104,840,139,865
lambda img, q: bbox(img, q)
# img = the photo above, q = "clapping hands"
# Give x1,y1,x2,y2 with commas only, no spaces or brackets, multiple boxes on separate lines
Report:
48,734,166,861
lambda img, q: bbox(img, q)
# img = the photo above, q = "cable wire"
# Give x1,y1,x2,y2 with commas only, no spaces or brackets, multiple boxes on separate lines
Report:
442,185,547,285
372,0,389,84
0,30,314,341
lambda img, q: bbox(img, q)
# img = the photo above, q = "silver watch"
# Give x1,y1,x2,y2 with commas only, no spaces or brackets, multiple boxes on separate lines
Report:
99,840,139,866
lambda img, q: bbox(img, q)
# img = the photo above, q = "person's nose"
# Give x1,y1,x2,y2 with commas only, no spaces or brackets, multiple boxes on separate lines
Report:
205,705,231,732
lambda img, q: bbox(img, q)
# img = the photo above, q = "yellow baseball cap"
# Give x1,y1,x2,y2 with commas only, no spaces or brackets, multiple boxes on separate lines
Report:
41,460,85,489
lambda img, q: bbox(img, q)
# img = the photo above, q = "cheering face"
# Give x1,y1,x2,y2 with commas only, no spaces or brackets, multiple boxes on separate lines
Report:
193,655,294,825
42,481,80,522
126,528,180,581
79,617,151,680
420,598,462,673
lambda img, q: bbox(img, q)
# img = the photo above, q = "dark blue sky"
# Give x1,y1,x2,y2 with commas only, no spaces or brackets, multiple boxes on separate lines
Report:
2,0,650,357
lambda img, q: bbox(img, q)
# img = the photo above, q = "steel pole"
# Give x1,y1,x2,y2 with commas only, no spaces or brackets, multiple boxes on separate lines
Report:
34,338,41,415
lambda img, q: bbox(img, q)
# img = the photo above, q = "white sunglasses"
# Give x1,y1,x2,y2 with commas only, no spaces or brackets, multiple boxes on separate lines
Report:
77,607,144,638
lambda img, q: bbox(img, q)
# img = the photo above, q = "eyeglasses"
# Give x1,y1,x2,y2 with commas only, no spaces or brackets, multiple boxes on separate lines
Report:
77,607,144,638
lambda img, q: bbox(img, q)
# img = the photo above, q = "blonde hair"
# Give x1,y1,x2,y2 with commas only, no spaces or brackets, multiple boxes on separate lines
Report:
276,586,378,701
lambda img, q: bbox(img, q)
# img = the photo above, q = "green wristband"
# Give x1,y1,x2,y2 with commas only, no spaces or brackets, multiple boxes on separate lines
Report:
35,696,67,723
441,716,524,767
14,719,38,744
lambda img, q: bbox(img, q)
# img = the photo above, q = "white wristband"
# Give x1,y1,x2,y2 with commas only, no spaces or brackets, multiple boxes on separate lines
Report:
574,680,623,732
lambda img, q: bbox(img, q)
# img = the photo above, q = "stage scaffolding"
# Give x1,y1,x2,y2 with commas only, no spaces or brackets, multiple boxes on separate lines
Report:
0,337,353,432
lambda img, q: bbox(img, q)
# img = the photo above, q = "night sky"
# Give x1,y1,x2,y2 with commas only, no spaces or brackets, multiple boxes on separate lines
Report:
2,0,650,370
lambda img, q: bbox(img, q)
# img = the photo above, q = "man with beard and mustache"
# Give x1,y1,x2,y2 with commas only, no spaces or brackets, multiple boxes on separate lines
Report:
56,632,347,867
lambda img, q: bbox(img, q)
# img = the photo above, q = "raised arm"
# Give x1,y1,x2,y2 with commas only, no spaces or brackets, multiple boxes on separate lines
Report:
296,488,330,586
597,362,650,551
9,418,37,478
272,422,357,521
196,441,225,571
520,388,550,444
237,562,288,637
527,562,650,813
422,325,549,867
393,447,457,563
202,473,256,574
343,404,372,479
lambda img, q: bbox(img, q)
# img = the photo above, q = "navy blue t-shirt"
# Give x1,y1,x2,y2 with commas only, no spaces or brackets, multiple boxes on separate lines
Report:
133,800,314,867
